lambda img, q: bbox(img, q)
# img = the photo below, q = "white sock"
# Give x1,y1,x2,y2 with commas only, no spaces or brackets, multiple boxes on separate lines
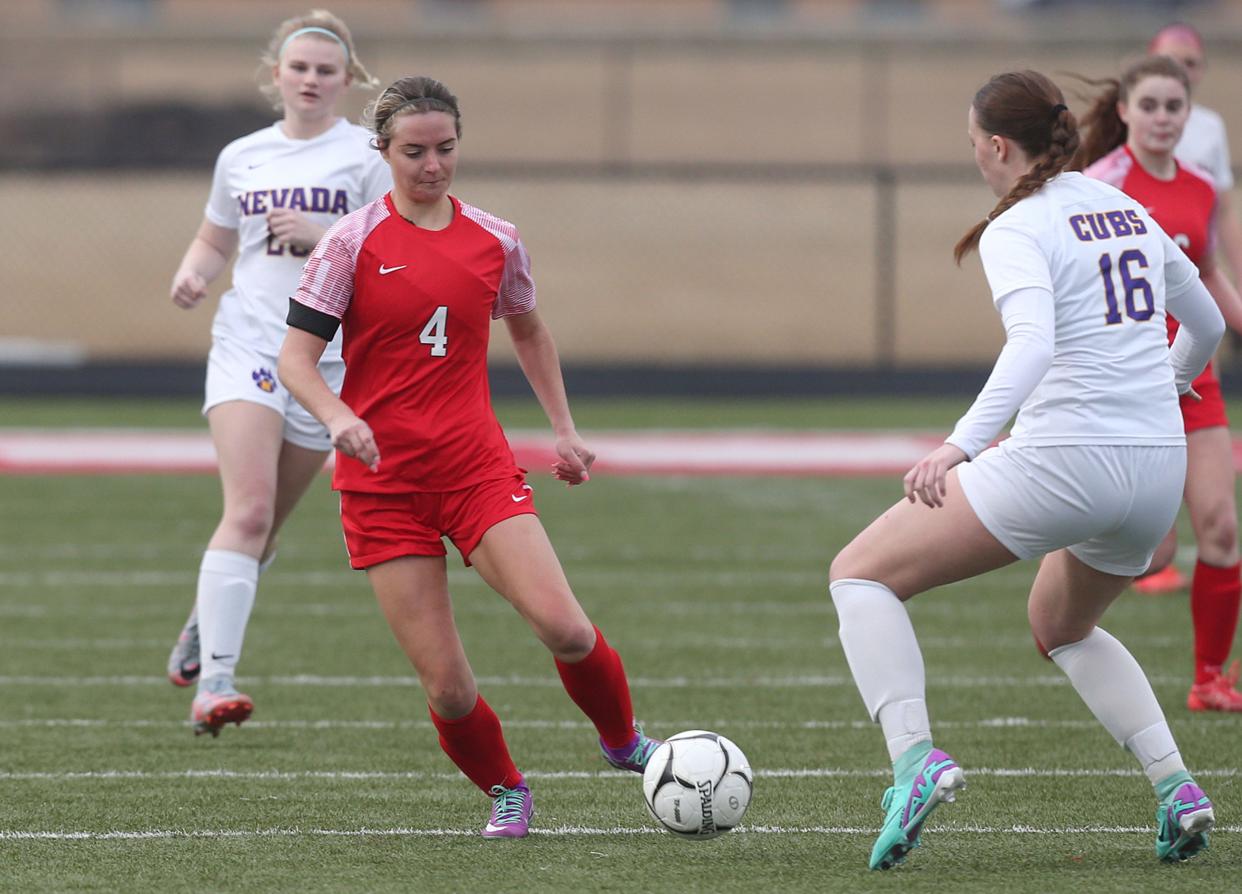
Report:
830,578,931,761
196,549,259,685
1048,628,1186,786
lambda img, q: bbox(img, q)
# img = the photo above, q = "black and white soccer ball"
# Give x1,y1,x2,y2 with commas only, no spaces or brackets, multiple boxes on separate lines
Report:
641,730,753,839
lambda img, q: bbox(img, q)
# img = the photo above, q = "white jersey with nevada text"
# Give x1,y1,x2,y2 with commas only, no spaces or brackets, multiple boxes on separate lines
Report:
978,171,1201,446
1176,104,1234,192
204,118,390,362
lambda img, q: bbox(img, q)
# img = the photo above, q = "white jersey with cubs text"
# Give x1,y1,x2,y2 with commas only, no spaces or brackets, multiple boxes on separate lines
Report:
1177,104,1234,193
978,171,1201,446
204,118,390,362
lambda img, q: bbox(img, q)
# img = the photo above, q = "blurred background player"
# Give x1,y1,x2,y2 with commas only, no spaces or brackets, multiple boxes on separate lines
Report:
829,70,1224,870
1076,56,1242,712
165,9,390,735
276,76,660,839
1134,22,1242,595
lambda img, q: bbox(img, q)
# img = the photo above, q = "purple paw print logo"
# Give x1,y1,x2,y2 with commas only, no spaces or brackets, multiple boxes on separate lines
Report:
252,367,277,393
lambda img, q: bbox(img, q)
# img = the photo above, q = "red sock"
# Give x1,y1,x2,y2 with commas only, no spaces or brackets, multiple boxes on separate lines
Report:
555,626,635,748
1190,559,1242,684
429,696,523,794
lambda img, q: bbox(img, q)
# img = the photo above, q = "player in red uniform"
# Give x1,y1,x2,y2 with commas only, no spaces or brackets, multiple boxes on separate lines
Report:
1076,55,1242,711
276,75,660,838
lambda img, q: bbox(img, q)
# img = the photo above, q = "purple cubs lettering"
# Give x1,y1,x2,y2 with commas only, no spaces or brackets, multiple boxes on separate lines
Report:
1069,210,1148,242
1104,211,1132,236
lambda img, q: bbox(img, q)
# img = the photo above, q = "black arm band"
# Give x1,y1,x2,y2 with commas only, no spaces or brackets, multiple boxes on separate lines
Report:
287,299,341,341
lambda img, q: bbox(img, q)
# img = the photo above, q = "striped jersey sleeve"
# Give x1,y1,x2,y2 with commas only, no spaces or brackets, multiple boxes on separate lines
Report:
293,198,390,318
1083,145,1131,190
459,201,537,318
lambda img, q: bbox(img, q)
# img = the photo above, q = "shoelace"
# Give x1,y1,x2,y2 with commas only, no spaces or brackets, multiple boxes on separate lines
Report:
488,786,527,825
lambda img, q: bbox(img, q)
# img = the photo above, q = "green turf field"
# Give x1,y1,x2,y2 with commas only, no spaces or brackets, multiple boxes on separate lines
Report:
1,398,1238,892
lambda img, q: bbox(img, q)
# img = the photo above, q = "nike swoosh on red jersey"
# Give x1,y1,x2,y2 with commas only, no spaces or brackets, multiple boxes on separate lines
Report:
378,264,407,275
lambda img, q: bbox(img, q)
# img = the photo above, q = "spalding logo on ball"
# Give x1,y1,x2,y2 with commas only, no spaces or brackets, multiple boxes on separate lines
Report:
642,730,753,839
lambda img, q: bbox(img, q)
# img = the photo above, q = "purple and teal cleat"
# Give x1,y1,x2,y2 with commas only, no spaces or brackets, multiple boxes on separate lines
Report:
1155,773,1214,862
482,782,534,839
600,724,662,773
869,743,966,870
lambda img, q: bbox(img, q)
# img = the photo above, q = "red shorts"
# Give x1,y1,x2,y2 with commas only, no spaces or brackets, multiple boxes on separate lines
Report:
1180,366,1229,434
339,474,537,570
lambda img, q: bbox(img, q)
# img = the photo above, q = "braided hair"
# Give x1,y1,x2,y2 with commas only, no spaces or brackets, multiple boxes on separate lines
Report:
954,71,1080,265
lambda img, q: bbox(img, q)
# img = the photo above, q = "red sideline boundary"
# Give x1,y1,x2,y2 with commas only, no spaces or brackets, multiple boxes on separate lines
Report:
2,429,1241,477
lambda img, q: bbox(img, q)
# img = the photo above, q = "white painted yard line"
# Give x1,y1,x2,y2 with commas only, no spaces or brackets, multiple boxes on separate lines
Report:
2,715,1233,732
0,569,830,588
0,633,1187,651
0,672,1190,687
1,823,1238,841
0,716,1094,731
3,768,1236,782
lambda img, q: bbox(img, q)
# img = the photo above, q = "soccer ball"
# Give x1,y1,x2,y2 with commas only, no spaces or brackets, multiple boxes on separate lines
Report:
642,730,753,839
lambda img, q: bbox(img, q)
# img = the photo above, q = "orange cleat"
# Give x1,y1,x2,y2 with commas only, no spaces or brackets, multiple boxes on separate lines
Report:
1187,661,1242,712
1133,565,1188,595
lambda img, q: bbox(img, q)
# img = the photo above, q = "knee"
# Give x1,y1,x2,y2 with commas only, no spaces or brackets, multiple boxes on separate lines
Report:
543,621,596,662
223,497,276,543
424,677,478,719
1028,604,1078,657
829,543,862,585
1200,506,1238,557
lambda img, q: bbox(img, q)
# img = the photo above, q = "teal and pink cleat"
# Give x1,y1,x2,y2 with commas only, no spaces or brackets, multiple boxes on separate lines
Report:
1155,773,1214,862
600,725,662,773
482,782,534,839
869,743,966,870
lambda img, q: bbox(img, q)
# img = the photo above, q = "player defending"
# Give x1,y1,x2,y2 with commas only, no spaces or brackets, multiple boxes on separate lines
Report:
166,10,389,735
828,71,1223,870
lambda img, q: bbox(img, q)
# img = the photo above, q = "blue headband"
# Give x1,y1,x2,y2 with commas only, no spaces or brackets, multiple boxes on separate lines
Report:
280,26,349,61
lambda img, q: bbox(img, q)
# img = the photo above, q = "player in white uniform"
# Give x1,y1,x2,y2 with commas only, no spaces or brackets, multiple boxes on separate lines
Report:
827,70,1225,871
165,10,390,736
1135,21,1242,595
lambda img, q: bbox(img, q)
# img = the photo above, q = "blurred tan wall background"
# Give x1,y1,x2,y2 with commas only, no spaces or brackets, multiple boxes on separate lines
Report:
4,0,1241,369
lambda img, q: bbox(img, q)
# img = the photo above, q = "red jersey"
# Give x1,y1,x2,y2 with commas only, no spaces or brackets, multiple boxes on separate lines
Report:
1084,145,1217,345
292,193,536,493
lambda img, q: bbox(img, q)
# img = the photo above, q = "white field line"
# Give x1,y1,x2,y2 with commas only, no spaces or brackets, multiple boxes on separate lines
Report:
1,823,1239,841
0,633,1188,651
0,715,1234,732
0,672,1191,688
0,569,830,589
2,767,1237,782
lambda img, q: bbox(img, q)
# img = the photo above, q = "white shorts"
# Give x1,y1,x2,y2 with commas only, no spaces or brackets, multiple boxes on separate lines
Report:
202,334,343,452
957,440,1186,577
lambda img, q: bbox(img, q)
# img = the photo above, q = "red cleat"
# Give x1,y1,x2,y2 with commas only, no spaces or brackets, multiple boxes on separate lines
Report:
1187,661,1242,712
1133,565,1188,595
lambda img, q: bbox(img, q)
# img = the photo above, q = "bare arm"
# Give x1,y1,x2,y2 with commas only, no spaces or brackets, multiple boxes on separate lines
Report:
277,326,379,471
1199,259,1242,335
171,219,238,309
504,308,593,485
1213,191,1242,286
